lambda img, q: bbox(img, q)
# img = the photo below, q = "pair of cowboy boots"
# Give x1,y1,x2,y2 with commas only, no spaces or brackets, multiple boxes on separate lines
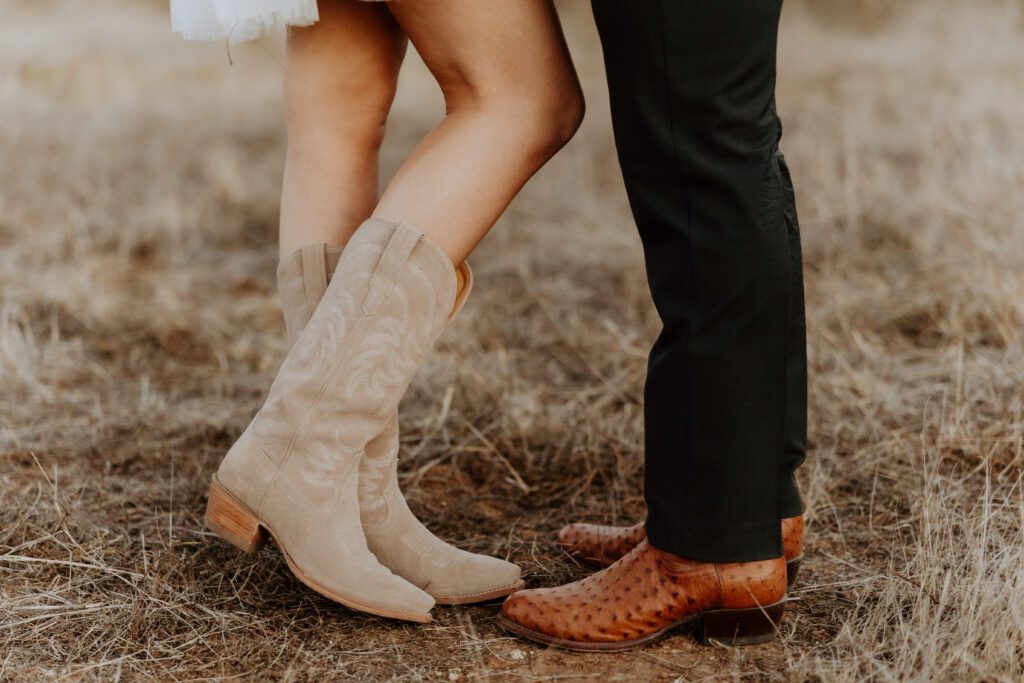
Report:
205,218,523,622
497,516,803,651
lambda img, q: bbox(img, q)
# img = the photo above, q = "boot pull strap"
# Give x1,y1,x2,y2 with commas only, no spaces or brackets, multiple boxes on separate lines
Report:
300,244,329,308
362,222,423,316
447,262,474,322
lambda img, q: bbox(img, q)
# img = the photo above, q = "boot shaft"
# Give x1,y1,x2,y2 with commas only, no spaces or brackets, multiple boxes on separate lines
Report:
259,219,459,470
277,231,473,347
277,243,344,347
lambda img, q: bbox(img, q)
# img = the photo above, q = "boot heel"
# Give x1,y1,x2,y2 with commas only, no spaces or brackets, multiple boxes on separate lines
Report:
699,599,786,646
206,478,267,554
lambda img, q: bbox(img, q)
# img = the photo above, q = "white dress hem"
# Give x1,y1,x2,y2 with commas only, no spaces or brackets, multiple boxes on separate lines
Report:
170,0,324,45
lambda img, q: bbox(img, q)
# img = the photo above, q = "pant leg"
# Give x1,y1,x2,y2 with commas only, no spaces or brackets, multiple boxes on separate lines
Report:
591,0,806,561
778,145,808,519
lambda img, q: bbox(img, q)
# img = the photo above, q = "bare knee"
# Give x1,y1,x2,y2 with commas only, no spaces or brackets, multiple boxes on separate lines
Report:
533,81,586,156
441,72,585,162
499,82,584,159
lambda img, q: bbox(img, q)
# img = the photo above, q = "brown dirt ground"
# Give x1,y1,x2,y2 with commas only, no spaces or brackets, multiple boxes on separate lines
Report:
3,0,1023,680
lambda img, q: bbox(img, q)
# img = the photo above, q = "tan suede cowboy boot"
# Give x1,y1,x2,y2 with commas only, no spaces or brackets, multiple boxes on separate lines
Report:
498,540,787,651
275,242,523,604
206,218,470,622
557,515,804,589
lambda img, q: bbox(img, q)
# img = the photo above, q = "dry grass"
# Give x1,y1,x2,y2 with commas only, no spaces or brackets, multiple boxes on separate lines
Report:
2,0,1024,680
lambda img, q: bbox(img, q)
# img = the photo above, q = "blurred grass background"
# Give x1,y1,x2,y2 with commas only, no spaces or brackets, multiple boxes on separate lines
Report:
2,0,1023,679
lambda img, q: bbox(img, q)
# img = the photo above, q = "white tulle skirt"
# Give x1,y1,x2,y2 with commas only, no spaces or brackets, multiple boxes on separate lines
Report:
170,0,383,45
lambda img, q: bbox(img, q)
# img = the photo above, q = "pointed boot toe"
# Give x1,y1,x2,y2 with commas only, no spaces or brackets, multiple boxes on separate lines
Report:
426,552,523,605
500,588,541,629
364,505,525,605
353,571,435,620
556,523,583,549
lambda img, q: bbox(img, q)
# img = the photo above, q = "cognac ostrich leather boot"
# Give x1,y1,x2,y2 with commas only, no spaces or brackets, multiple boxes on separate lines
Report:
498,540,787,651
205,218,471,622
557,516,805,589
274,241,523,604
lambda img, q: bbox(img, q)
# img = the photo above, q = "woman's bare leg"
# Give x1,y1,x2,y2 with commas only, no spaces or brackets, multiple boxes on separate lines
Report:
279,0,407,257
376,0,584,264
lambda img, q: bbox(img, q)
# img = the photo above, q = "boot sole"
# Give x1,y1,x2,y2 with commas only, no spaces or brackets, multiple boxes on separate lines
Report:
433,581,526,606
206,476,432,624
786,557,802,591
495,599,786,652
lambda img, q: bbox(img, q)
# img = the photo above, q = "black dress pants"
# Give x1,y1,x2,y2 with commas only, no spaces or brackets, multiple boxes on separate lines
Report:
591,0,807,562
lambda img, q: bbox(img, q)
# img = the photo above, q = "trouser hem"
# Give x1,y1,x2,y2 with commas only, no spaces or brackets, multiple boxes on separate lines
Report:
645,516,783,564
